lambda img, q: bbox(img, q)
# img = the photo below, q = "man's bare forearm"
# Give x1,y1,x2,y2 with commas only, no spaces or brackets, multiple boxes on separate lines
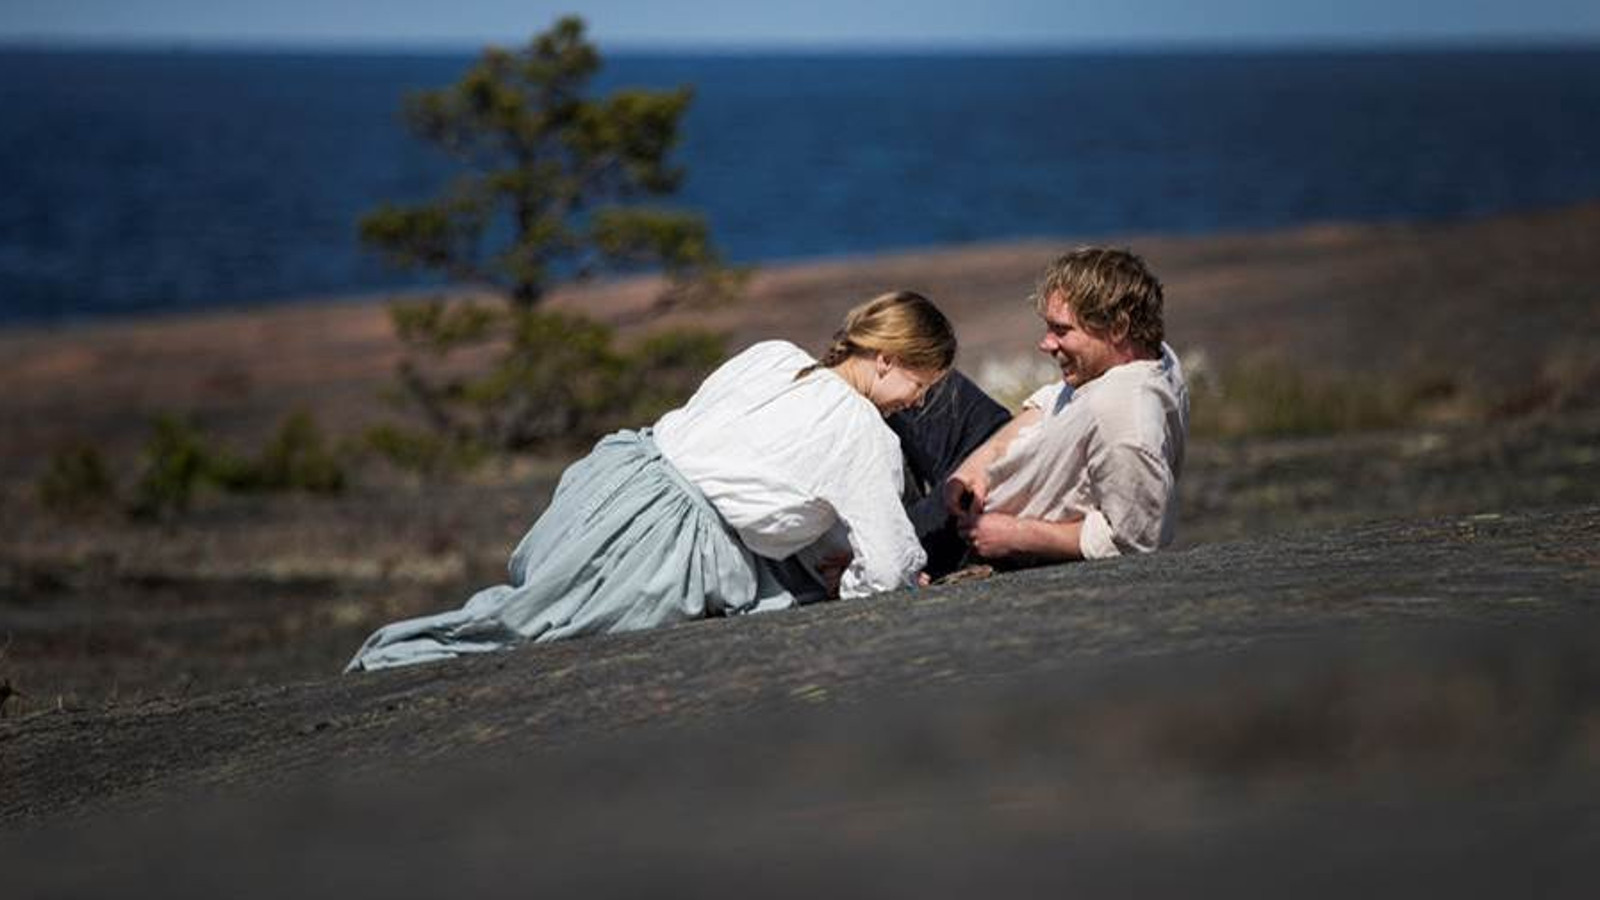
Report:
1008,514,1083,560
960,510,1084,562
948,408,1039,497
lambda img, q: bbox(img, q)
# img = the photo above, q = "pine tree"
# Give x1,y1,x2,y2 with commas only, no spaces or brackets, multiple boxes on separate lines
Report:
358,16,735,455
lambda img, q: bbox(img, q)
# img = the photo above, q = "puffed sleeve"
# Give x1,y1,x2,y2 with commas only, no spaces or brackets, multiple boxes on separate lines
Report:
827,430,927,598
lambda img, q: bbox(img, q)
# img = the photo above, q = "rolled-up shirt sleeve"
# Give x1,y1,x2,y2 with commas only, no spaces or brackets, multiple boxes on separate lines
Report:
1080,439,1175,559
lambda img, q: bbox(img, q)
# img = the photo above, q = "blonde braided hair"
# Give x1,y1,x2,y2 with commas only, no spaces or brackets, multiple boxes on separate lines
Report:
795,291,956,381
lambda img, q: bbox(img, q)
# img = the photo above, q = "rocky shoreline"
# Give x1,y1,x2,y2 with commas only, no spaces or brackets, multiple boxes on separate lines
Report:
4,202,1598,474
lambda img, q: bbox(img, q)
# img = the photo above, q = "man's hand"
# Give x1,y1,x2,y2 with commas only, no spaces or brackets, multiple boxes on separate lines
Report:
958,511,1024,559
959,512,1087,562
941,407,1038,520
943,472,987,519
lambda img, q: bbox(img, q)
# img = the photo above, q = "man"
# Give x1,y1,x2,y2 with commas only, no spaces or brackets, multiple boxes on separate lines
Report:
889,247,1189,574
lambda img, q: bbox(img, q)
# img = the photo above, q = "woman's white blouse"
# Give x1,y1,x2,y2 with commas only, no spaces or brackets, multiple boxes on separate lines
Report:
653,340,926,599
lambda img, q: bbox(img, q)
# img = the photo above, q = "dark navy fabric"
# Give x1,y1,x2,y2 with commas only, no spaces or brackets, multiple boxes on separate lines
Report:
887,370,1012,577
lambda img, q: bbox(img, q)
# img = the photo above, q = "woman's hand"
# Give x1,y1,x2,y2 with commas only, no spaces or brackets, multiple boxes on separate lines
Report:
818,551,853,599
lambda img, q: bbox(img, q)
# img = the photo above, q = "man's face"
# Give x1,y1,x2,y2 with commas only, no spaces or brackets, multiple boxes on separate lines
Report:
1038,293,1119,388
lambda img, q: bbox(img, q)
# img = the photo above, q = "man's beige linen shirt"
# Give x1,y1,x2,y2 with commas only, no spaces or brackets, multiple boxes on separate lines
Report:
982,344,1189,559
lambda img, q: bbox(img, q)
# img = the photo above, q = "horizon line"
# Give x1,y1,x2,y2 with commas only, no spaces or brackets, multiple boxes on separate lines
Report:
3,32,1600,57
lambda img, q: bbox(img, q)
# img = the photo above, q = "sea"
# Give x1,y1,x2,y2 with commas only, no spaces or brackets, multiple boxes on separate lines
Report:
3,45,1599,325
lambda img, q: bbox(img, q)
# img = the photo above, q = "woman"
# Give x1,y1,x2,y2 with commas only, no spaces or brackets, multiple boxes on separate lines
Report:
346,291,956,672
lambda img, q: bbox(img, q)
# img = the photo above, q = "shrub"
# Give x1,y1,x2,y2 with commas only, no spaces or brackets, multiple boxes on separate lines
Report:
128,415,212,520
362,423,488,477
122,412,349,520
615,327,727,425
368,315,727,468
214,411,347,494
1190,360,1419,439
36,444,117,513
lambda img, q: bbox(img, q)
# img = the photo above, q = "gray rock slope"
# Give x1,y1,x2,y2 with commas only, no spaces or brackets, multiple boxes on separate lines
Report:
4,506,1599,897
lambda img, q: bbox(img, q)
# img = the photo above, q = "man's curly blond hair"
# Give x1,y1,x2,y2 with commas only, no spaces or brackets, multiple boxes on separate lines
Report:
1033,247,1164,353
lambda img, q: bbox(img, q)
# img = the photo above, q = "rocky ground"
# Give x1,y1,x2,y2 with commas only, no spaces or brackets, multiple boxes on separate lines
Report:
3,507,1598,895
2,404,1598,711
2,204,1599,893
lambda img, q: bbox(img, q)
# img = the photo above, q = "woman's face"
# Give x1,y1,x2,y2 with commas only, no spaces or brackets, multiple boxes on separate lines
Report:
870,357,944,415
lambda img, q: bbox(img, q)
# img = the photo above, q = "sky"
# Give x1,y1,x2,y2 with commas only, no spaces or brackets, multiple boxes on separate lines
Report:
2,0,1598,49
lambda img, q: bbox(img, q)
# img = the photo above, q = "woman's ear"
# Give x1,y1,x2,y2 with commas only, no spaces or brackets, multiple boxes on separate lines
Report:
875,353,894,377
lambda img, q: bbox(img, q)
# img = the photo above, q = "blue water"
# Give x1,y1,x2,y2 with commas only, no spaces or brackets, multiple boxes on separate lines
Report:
3,47,1599,324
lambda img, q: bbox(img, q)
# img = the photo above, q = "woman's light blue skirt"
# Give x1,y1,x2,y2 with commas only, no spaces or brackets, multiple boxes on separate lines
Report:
346,429,813,672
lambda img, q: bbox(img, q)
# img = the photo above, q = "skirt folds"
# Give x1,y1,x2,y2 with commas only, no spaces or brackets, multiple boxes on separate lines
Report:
346,429,764,672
